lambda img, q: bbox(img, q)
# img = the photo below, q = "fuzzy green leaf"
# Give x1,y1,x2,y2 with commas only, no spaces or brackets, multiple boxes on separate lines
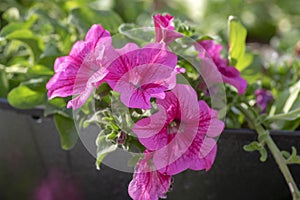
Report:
259,148,268,162
243,141,261,152
96,131,118,170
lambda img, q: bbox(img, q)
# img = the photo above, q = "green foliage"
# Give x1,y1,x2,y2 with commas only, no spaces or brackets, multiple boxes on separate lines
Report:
95,130,118,170
243,141,268,162
282,147,300,165
0,68,9,97
54,114,78,150
7,85,45,109
70,8,123,35
267,80,300,129
228,16,253,71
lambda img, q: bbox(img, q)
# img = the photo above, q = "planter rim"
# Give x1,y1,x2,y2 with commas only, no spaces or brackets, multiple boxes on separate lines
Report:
223,128,300,137
1,97,300,136
0,98,44,117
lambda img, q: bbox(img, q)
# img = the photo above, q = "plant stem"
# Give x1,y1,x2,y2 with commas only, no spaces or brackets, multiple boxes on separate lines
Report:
237,104,300,200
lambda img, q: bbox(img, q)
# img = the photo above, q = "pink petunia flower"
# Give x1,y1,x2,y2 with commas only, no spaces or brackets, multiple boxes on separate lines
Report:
46,24,115,109
255,89,273,113
153,13,183,44
128,151,172,200
106,42,178,110
197,39,247,94
132,84,224,175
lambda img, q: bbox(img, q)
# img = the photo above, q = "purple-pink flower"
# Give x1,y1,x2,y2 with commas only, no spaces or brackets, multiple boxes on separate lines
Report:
255,89,273,113
106,42,178,109
197,39,247,94
132,84,224,175
46,25,114,109
153,13,183,44
128,151,172,200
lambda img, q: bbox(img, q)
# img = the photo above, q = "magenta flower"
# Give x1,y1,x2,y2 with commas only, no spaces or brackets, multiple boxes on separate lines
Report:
128,151,172,200
197,39,247,94
255,89,273,113
132,84,224,175
106,42,178,109
46,24,114,109
153,13,183,44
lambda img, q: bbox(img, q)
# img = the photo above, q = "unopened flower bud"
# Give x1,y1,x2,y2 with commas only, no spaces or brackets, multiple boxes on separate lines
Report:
117,131,127,145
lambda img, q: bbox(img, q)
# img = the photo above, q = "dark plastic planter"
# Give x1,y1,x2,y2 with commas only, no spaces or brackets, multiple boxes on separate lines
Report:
0,98,299,200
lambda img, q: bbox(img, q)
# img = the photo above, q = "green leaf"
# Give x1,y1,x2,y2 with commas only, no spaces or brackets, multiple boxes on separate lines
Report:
69,8,123,35
259,148,268,162
4,29,44,62
53,114,78,150
281,150,291,159
243,141,261,152
28,65,54,76
0,14,38,37
267,81,300,129
285,147,300,165
228,16,253,71
258,131,269,143
96,130,118,170
7,85,45,109
21,78,48,92
283,80,300,113
243,141,268,162
270,89,290,115
44,98,72,118
267,107,300,121
0,69,9,97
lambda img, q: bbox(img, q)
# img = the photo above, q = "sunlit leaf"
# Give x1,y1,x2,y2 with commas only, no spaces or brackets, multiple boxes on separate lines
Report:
4,29,44,61
28,65,54,76
228,16,253,71
283,80,300,113
7,85,45,109
267,107,300,121
0,14,38,37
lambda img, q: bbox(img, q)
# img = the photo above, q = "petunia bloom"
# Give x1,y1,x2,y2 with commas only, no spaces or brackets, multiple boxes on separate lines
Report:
255,89,273,113
46,24,115,109
197,39,247,94
153,13,183,44
128,151,172,200
132,84,224,175
106,42,178,110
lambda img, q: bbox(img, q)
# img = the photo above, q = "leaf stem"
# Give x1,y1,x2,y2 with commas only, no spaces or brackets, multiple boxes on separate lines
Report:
237,104,300,199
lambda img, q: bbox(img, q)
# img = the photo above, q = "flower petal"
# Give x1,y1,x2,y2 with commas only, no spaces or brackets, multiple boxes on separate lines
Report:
128,152,172,200
153,13,183,44
198,39,248,94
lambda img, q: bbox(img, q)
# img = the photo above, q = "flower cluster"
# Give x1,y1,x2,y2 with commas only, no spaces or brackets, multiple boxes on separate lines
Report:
47,13,247,200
